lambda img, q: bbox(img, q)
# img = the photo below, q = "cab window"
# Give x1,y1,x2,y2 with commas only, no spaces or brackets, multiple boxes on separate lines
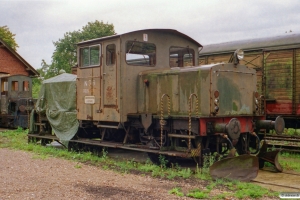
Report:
126,41,156,66
80,45,101,67
170,47,195,67
106,44,116,66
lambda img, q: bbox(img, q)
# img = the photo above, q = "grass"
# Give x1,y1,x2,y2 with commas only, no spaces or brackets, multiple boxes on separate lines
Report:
0,128,287,199
279,152,300,172
168,187,184,197
234,182,273,199
187,188,210,199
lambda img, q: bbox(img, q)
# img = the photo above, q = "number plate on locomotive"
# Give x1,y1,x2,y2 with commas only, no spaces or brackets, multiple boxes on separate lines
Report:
84,96,95,104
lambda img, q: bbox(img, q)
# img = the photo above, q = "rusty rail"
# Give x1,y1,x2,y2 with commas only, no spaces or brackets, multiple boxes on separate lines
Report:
264,134,300,152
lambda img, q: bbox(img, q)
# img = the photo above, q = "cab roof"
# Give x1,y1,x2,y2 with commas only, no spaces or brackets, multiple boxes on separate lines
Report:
77,29,202,48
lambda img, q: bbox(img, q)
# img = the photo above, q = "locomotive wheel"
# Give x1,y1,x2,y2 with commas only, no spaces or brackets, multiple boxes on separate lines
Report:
113,130,125,142
68,142,84,152
235,134,248,155
41,139,52,146
90,145,103,157
236,142,246,155
236,133,261,155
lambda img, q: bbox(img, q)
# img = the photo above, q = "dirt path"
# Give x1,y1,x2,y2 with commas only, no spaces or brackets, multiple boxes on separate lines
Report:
0,148,200,200
253,169,300,192
0,148,289,199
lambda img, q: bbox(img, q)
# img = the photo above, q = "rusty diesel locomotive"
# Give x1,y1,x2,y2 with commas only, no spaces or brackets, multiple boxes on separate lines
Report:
0,74,34,128
29,29,285,180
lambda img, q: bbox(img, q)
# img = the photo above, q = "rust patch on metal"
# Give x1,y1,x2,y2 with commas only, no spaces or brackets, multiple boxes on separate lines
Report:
105,86,114,102
209,155,259,181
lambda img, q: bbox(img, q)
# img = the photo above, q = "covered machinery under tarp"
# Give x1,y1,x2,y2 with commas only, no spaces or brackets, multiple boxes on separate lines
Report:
29,72,78,143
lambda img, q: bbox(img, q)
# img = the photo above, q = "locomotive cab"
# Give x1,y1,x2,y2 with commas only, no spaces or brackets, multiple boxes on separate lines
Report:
76,29,200,127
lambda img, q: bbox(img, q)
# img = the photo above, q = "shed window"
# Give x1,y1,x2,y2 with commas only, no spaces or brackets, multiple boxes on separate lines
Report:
12,81,18,91
126,41,156,66
1,80,8,92
23,81,29,91
80,45,101,67
170,47,195,67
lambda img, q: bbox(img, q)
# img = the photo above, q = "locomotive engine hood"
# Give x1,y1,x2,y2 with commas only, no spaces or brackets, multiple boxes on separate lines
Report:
202,63,257,116
138,63,258,119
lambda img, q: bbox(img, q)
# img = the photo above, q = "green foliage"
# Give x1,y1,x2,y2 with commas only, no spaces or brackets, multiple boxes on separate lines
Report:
168,187,184,197
151,168,165,178
32,154,49,160
213,193,230,200
0,130,283,199
187,188,209,199
279,152,300,172
0,25,19,50
74,163,82,168
234,182,270,199
43,20,115,79
138,162,159,172
177,168,192,179
32,79,42,98
158,154,168,168
206,182,217,190
101,148,108,159
269,128,300,136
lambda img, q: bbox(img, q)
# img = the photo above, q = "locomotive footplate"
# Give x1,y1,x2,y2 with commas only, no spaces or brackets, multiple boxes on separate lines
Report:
68,138,201,158
27,133,59,145
27,134,58,140
27,134,200,158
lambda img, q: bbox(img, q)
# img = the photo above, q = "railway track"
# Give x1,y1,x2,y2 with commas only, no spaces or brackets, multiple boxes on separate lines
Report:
264,134,300,152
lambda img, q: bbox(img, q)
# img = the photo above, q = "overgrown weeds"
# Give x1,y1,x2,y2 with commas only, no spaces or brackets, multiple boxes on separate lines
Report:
0,129,283,199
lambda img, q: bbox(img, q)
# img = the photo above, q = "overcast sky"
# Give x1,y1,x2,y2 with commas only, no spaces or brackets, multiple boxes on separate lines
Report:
1,0,299,70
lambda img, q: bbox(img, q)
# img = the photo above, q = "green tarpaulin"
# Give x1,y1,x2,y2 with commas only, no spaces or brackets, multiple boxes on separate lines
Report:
31,72,78,142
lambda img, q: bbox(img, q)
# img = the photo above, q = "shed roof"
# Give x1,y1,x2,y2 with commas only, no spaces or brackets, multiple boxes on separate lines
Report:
0,38,39,77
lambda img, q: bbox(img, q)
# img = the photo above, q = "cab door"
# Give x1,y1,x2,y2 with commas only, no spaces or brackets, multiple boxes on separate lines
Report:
77,44,102,121
101,41,120,122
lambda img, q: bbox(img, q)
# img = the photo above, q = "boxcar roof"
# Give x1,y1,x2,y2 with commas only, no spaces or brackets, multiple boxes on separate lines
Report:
77,29,202,47
200,33,300,55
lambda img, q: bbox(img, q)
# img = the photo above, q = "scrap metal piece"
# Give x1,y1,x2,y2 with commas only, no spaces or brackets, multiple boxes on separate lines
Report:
209,154,259,182
257,140,283,172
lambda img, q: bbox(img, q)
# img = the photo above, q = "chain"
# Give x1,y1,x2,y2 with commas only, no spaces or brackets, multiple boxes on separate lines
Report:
160,94,170,149
188,93,199,150
260,95,265,115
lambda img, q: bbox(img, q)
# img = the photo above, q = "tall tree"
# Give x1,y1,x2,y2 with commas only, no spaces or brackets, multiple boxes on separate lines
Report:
0,26,19,50
45,20,115,78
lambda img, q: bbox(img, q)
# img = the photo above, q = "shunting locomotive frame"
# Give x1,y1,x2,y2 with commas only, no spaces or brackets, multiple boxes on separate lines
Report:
28,29,285,180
